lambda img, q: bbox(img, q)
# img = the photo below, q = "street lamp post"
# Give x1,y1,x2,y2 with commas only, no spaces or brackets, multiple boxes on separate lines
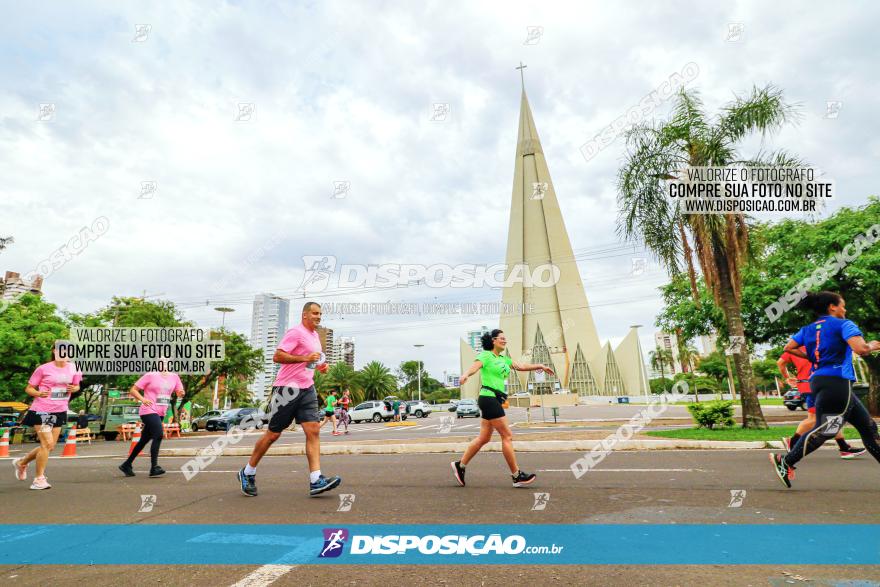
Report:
414,344,424,401
212,307,235,410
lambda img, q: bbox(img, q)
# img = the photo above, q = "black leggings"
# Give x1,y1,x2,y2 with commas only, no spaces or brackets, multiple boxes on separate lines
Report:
124,413,164,467
784,376,880,467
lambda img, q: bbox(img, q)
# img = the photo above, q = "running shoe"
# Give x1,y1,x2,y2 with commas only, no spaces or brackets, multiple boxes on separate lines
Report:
781,436,791,452
309,474,341,496
331,431,342,436
840,448,867,460
118,462,136,477
12,457,27,481
769,453,794,488
149,465,166,477
512,470,536,487
30,476,51,490
451,461,466,487
238,467,258,497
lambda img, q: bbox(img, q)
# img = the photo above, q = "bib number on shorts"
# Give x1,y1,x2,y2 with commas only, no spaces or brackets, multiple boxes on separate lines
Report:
49,386,68,400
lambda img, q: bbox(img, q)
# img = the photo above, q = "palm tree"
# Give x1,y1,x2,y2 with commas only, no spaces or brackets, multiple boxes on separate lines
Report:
618,85,801,428
325,362,364,404
357,361,397,400
649,347,672,392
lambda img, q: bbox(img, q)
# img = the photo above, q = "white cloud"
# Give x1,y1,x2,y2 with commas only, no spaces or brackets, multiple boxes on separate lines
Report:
2,0,877,378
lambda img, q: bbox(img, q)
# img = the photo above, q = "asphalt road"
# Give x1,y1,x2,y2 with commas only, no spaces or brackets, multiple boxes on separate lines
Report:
3,449,880,585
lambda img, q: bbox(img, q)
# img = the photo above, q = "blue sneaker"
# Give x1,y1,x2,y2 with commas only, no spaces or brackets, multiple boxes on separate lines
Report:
238,467,257,497
309,474,341,496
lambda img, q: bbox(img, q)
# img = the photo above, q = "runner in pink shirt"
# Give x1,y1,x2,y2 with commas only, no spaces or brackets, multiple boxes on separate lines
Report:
13,347,82,490
118,362,184,478
238,301,342,498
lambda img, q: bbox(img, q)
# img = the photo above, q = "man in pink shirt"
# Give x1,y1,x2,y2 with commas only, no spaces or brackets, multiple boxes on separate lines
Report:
238,302,342,497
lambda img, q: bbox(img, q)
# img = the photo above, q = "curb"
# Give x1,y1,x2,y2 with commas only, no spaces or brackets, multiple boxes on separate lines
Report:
161,439,794,457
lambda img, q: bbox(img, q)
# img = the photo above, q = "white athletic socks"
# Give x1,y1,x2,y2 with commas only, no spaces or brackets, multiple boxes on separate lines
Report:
244,464,257,475
309,470,321,483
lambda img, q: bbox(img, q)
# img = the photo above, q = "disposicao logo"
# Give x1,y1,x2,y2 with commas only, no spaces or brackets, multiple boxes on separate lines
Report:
318,528,348,558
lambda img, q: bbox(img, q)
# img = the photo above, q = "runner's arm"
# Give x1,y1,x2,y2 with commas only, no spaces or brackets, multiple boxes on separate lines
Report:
776,357,794,381
128,385,150,405
458,360,483,385
783,339,808,359
846,336,880,356
273,349,320,364
25,384,49,398
512,362,554,376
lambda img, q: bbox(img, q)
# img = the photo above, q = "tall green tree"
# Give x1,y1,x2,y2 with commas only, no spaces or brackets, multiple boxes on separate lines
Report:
656,197,880,413
357,361,397,400
0,294,69,402
174,329,262,420
648,348,674,391
322,362,364,403
396,360,430,396
618,85,801,428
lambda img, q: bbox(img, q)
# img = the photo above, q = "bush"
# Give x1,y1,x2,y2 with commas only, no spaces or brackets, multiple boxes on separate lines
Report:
687,400,735,429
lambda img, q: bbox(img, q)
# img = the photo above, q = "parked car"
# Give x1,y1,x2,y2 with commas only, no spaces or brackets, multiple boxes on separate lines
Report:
191,410,223,432
206,408,265,431
100,400,142,440
783,389,807,411
350,401,395,423
407,400,433,418
448,399,460,412
456,399,480,418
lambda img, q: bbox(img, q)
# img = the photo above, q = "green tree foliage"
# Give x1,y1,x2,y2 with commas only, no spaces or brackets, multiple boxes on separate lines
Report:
687,400,735,429
357,361,397,400
656,198,880,412
618,85,800,428
0,294,68,402
649,377,674,395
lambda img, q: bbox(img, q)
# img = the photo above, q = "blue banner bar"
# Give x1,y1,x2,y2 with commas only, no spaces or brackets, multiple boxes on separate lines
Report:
1,524,878,565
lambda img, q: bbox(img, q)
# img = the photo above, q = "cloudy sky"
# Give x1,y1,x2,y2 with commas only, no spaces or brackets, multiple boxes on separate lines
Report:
2,1,877,381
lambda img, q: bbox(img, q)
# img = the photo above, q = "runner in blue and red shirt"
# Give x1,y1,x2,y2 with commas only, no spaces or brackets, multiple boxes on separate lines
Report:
769,291,880,488
778,346,863,458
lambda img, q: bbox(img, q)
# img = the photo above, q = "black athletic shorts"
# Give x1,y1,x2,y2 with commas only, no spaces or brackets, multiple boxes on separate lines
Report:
22,410,68,429
267,385,320,432
478,395,505,420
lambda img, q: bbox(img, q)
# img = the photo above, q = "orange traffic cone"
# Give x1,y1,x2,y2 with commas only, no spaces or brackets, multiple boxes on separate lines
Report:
0,428,9,457
128,424,142,458
61,426,78,457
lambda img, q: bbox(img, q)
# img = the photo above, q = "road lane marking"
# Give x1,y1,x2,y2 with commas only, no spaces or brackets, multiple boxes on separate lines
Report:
538,468,707,472
230,565,295,587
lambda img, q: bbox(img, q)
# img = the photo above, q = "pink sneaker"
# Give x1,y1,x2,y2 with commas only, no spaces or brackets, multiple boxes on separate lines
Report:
30,476,51,490
331,431,342,436
12,458,27,481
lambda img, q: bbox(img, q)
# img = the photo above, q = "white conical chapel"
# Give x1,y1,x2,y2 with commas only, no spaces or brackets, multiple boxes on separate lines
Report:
460,81,649,398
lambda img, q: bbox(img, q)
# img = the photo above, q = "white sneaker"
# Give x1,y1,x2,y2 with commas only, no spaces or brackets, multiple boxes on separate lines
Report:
12,458,27,481
30,476,51,490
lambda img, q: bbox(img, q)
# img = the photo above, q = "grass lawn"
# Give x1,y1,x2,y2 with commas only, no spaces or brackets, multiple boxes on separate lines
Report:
645,426,864,441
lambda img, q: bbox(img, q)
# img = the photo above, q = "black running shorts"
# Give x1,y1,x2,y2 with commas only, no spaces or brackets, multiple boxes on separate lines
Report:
22,410,68,429
478,395,505,420
267,386,320,432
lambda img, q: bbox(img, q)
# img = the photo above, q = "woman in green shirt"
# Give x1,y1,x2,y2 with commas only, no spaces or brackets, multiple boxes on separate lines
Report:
451,329,554,488
319,390,340,436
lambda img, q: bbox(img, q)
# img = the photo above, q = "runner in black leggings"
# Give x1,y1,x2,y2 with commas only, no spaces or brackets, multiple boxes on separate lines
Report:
118,365,184,478
770,291,880,488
